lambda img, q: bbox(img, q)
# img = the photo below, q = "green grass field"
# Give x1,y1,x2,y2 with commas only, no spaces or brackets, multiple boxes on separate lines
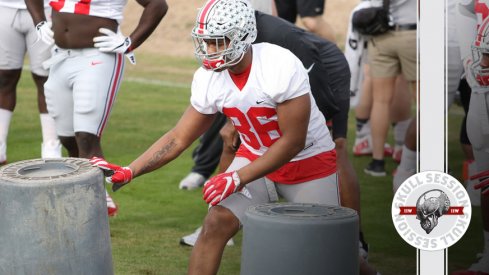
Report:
8,54,484,274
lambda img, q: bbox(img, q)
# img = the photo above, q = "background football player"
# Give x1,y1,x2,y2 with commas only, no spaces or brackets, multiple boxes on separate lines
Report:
0,0,61,164
453,1,489,273
25,0,168,216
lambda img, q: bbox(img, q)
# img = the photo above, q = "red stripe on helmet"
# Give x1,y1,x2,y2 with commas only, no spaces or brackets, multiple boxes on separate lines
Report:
197,0,219,34
476,17,489,47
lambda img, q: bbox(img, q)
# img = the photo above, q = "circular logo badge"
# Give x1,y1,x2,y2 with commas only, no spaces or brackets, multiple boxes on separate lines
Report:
391,171,472,251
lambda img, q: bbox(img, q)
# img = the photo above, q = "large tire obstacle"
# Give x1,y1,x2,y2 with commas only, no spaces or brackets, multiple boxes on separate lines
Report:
0,158,113,275
241,203,359,275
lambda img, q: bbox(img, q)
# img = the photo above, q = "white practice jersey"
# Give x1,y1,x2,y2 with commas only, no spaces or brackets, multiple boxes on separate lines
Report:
49,0,126,21
191,43,335,161
0,0,49,9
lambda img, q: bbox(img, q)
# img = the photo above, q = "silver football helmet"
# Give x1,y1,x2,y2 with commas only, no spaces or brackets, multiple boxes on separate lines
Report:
191,0,257,70
470,16,489,86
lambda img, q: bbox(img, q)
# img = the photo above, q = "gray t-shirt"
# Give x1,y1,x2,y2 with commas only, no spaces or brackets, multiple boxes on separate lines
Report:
249,0,274,15
390,0,417,24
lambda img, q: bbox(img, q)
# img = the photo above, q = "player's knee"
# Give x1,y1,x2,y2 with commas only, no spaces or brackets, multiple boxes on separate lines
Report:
0,70,21,90
31,73,48,90
202,206,238,239
59,136,79,157
74,132,102,158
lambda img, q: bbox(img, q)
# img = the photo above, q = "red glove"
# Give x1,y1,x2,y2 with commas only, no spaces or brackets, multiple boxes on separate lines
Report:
470,169,489,195
89,157,133,192
203,171,241,206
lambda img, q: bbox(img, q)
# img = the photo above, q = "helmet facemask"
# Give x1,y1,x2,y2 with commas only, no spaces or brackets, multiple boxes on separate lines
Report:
191,0,257,71
471,45,489,86
192,31,250,70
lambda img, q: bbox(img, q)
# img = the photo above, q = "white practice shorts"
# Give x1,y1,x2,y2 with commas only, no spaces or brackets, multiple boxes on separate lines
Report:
0,6,52,76
44,47,125,137
219,157,340,224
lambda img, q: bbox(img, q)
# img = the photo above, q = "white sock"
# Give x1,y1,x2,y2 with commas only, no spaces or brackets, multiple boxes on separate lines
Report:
357,121,371,139
393,118,412,146
399,145,416,171
0,109,13,152
39,113,58,143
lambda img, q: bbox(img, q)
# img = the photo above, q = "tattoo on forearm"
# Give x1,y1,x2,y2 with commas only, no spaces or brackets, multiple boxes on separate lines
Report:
142,139,177,173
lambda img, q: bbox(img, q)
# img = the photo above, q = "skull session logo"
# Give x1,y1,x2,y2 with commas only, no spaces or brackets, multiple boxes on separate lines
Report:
416,190,451,234
391,171,472,251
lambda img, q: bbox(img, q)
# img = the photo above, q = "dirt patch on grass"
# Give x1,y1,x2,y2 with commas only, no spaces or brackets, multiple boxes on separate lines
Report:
121,0,359,58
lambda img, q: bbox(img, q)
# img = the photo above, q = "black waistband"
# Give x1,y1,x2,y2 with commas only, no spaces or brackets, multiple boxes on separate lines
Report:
391,23,417,31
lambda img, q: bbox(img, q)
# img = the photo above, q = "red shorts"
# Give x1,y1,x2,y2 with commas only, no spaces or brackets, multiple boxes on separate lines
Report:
235,146,336,184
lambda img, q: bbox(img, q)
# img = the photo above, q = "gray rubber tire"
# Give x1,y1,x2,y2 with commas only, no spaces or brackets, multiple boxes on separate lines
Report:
0,158,113,275
241,203,359,275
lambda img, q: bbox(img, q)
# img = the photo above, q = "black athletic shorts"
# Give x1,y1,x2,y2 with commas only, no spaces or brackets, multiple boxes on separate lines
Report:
276,0,325,23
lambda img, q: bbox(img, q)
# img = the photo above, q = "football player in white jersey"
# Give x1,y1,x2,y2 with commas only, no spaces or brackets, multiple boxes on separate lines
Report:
0,0,61,164
25,0,168,216
452,1,489,274
90,0,342,273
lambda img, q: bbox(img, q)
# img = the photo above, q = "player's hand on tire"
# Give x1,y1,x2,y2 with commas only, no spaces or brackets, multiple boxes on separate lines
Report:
203,171,242,206
35,21,54,46
93,28,136,64
89,157,133,192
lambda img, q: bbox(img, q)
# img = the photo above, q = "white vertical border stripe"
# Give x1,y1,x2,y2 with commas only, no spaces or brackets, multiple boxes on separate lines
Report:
418,0,447,274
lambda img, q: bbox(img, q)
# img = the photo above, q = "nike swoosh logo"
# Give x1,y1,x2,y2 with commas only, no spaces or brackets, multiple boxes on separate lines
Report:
256,100,265,104
91,61,103,66
305,63,315,73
